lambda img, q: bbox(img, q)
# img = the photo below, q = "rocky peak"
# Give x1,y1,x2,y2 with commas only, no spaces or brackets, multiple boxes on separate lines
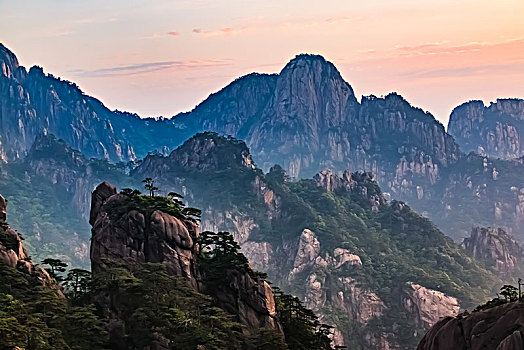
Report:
27,133,87,166
314,169,352,192
168,132,255,171
0,192,54,286
89,183,199,284
0,43,19,78
463,227,522,275
417,301,524,350
492,98,524,119
314,170,385,211
448,98,524,158
270,53,356,126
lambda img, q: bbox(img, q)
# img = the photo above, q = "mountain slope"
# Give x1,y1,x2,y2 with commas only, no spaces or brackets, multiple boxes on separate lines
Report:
4,43,524,243
133,133,501,349
0,43,190,162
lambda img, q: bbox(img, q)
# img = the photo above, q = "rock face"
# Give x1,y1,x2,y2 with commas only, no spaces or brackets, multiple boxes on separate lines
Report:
0,193,54,286
0,193,6,222
0,43,189,162
463,227,522,275
89,182,281,336
417,301,524,350
448,99,524,159
400,282,460,330
90,182,200,287
4,43,524,246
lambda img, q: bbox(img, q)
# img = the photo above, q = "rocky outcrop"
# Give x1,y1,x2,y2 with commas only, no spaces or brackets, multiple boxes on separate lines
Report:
314,169,353,192
89,182,200,286
288,229,320,280
0,193,54,286
463,227,522,275
400,282,460,330
89,182,282,337
449,99,524,159
417,301,524,350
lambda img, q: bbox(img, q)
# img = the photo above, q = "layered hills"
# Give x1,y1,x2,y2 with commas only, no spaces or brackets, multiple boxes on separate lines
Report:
0,184,331,349
2,43,524,242
0,43,523,348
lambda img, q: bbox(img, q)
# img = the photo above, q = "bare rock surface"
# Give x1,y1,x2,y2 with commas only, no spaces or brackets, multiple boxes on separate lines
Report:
401,282,460,330
417,301,524,350
463,227,522,275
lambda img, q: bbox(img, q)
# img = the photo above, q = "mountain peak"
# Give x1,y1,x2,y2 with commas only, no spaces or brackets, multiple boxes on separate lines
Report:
168,132,255,171
0,43,20,78
280,53,344,79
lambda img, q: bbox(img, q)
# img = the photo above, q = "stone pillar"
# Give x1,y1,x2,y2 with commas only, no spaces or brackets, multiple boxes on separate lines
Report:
0,194,6,223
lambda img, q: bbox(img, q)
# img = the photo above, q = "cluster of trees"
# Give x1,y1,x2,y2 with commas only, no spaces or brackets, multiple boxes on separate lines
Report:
474,283,523,312
272,287,335,350
0,261,107,349
1,181,336,349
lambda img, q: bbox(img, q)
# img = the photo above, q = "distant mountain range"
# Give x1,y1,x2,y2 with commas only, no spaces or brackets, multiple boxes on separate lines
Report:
2,43,524,243
1,42,524,348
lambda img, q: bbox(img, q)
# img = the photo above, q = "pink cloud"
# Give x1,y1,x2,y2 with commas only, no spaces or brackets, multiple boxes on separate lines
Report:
192,27,238,37
167,31,180,36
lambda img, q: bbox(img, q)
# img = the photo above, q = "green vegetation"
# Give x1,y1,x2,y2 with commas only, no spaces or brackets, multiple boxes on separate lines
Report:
474,283,523,312
272,287,333,350
0,185,335,349
92,262,244,349
0,262,107,350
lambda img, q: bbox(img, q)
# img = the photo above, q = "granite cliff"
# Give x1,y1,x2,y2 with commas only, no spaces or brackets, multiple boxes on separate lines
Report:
448,99,524,159
463,227,522,275
417,301,524,350
88,182,283,346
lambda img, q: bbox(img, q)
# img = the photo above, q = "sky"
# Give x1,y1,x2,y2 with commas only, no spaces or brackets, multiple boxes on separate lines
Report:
1,0,523,126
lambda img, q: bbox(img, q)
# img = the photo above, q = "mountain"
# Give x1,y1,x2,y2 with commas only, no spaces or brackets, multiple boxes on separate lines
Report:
133,132,501,349
0,186,332,349
0,43,191,162
448,99,524,159
417,300,524,350
0,131,503,348
3,43,524,243
463,227,522,276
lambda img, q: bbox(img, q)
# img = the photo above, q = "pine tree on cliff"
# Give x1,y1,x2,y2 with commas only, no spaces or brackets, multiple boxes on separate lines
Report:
41,258,67,281
142,177,158,197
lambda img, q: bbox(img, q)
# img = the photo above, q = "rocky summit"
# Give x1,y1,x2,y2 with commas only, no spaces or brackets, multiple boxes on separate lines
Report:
448,98,524,159
89,182,282,341
417,301,524,350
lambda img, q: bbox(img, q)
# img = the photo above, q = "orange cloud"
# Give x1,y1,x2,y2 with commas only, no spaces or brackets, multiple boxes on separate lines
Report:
167,31,180,36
